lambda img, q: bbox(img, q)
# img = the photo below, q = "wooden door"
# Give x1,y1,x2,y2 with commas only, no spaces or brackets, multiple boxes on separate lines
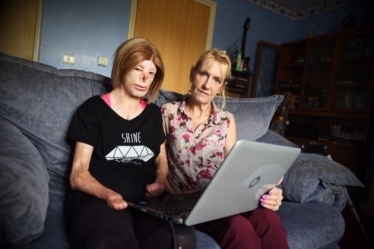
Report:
129,0,216,94
0,0,42,61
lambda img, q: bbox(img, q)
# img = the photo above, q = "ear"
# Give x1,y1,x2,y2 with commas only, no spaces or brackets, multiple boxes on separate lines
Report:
220,81,227,93
189,66,196,82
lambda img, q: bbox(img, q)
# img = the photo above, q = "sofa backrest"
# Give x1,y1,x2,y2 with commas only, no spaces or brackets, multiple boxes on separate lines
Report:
0,53,112,193
0,53,283,194
155,90,284,142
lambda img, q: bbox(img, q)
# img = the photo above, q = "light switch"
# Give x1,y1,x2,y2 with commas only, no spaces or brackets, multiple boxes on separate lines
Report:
98,56,108,67
63,54,74,64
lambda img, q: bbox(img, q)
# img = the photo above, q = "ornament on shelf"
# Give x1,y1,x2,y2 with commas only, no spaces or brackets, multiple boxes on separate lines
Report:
309,22,316,37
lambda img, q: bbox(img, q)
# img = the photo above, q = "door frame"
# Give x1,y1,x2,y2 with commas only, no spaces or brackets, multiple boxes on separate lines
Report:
33,0,43,61
127,0,216,50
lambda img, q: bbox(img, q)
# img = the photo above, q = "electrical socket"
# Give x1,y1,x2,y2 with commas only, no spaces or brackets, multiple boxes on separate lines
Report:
98,56,108,67
63,54,74,64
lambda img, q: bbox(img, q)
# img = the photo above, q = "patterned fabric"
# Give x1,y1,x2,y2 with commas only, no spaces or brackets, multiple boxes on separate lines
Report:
161,98,233,192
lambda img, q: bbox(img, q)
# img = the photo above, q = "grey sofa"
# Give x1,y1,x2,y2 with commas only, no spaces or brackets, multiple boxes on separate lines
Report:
0,53,364,249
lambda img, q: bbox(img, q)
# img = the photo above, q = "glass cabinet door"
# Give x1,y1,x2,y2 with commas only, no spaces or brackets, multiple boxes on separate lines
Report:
333,30,374,112
302,38,337,110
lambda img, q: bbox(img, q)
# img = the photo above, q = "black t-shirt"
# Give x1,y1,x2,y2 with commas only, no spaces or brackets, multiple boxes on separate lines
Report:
66,95,165,210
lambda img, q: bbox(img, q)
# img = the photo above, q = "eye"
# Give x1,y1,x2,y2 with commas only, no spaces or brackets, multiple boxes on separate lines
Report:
135,67,142,72
149,71,155,77
200,72,208,77
214,77,222,84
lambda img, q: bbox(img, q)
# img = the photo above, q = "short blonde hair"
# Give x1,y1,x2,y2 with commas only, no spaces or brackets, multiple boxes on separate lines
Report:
190,49,231,109
111,37,164,103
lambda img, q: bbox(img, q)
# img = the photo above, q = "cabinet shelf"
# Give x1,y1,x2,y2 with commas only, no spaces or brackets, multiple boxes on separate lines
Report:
279,85,301,89
288,109,370,119
342,55,374,61
308,60,333,65
227,88,247,93
282,64,304,68
304,85,329,88
337,82,368,86
275,26,374,178
226,71,253,98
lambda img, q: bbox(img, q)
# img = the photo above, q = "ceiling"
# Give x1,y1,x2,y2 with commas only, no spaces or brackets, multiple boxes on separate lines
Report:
270,0,333,12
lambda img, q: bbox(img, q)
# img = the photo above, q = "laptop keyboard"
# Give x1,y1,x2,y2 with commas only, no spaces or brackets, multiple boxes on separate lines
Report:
147,195,199,215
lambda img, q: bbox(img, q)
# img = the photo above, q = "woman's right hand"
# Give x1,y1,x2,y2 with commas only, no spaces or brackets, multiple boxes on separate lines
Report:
105,191,128,210
70,142,128,210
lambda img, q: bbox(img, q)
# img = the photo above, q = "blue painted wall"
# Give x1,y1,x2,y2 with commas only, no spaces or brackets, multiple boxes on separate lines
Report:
39,0,373,77
212,0,294,72
293,1,374,40
40,0,131,77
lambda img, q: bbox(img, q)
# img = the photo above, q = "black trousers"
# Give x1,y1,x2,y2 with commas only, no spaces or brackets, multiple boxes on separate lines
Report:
66,196,173,249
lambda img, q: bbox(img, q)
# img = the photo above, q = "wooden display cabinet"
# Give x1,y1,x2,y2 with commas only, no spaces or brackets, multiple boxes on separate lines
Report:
226,71,254,98
275,26,374,178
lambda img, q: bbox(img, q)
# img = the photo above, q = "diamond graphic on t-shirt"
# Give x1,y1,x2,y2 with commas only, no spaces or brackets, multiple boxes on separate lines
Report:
105,146,154,162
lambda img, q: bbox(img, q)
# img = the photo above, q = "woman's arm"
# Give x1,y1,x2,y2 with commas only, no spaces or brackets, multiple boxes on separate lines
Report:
224,116,237,156
145,142,168,196
69,141,127,210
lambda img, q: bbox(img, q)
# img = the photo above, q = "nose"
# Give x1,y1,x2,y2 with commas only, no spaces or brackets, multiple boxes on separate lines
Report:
202,82,209,90
202,77,212,90
141,73,148,81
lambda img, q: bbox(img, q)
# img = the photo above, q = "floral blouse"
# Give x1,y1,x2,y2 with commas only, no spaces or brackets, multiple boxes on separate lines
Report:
161,98,233,193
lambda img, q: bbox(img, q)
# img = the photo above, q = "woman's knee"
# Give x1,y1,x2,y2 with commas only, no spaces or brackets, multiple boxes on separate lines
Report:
205,215,255,236
250,208,282,223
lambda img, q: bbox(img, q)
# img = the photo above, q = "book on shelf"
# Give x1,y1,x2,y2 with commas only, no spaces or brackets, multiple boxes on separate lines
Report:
227,78,249,92
329,125,366,146
279,80,299,88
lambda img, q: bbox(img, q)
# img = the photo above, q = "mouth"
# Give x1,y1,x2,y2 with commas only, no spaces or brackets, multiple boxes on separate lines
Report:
197,89,209,96
135,84,148,91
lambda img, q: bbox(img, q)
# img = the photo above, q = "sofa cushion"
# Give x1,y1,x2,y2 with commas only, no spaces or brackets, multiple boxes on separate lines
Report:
0,117,49,246
258,130,363,211
11,192,70,249
280,153,364,211
154,89,284,141
278,201,345,249
222,95,283,141
0,53,112,194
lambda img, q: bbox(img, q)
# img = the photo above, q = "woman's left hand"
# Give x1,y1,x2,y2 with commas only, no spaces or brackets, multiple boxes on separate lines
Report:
260,187,283,211
145,182,165,197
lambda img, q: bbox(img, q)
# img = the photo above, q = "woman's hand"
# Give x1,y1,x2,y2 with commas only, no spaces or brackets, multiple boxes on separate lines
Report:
145,182,165,197
260,187,284,211
105,191,128,210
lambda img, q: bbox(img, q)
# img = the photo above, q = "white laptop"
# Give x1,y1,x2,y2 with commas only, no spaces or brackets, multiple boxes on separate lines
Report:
128,140,300,226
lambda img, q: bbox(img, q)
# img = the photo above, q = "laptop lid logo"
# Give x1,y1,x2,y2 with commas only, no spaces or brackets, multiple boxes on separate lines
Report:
248,176,260,188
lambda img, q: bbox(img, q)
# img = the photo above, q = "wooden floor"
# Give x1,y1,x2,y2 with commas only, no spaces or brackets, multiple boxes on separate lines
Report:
338,205,374,249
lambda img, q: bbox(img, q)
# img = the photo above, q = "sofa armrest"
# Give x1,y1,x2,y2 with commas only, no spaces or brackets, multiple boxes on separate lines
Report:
0,117,49,246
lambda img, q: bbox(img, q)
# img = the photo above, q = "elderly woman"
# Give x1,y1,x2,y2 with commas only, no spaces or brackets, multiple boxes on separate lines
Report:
161,49,289,249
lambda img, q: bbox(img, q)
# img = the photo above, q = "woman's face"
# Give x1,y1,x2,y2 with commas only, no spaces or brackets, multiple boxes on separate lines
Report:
123,60,157,98
190,58,227,105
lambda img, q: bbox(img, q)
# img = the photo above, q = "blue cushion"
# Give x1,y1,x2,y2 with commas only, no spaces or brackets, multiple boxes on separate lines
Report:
0,53,112,194
278,201,344,249
195,230,221,249
11,192,70,249
222,95,283,141
154,89,284,141
0,117,49,245
280,153,364,211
